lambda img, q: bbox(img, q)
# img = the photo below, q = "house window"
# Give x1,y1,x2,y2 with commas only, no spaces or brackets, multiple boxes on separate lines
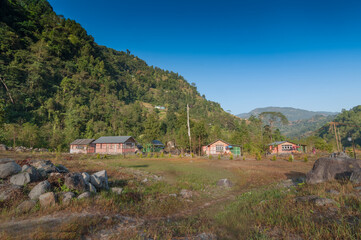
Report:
124,142,134,149
76,145,85,149
216,145,224,152
109,144,113,149
282,145,293,151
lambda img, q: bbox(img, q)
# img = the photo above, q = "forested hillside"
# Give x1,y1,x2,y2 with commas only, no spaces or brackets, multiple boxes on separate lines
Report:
317,105,361,148
0,0,254,151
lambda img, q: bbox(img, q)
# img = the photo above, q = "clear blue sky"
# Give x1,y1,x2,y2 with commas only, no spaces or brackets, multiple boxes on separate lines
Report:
48,0,361,114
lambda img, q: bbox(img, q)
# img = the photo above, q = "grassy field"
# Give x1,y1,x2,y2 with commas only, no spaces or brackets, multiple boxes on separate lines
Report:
0,152,359,239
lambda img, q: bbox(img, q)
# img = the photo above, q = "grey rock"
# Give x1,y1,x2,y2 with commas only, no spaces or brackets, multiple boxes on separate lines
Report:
39,192,57,207
37,168,48,179
0,161,22,178
306,154,361,184
350,170,361,184
22,165,30,172
87,183,97,193
22,165,40,181
0,184,21,201
77,192,91,199
180,189,193,198
62,192,75,204
314,198,337,206
142,178,148,183
31,160,57,173
111,187,123,195
355,186,361,191
10,172,31,186
64,172,87,192
195,232,217,240
17,200,37,213
29,180,51,200
0,144,7,151
82,172,90,183
0,158,14,164
92,170,109,190
56,164,69,173
169,193,177,197
217,178,233,187
90,175,102,188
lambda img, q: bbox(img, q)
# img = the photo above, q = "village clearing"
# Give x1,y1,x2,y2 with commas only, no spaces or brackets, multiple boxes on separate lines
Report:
0,152,360,239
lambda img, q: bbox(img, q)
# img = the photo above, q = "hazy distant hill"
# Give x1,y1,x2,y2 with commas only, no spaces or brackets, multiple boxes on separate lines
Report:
237,107,338,121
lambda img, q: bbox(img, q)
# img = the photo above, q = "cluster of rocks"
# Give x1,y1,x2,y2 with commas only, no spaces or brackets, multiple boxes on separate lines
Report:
0,158,117,213
0,144,48,152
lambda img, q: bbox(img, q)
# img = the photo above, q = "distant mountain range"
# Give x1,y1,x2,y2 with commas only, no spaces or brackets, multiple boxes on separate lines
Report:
236,107,338,138
237,107,338,122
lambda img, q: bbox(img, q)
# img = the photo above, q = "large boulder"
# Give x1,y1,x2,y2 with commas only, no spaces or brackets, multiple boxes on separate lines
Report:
56,164,69,173
82,172,90,183
10,172,31,186
22,165,41,181
0,162,22,179
306,154,361,184
0,158,13,164
29,180,51,200
39,192,57,207
31,160,57,174
64,172,87,192
62,192,75,204
91,170,109,190
350,170,361,184
0,144,7,151
77,192,91,199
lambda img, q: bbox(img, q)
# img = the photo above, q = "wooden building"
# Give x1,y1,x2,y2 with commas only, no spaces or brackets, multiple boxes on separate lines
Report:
202,139,241,156
93,136,137,154
268,141,307,154
69,139,95,154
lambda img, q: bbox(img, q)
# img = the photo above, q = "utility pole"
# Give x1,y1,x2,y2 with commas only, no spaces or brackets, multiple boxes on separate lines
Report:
187,104,192,151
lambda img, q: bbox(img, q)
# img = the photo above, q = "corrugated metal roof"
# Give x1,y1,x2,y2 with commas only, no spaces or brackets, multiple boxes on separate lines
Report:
268,141,303,146
93,136,134,144
70,139,95,145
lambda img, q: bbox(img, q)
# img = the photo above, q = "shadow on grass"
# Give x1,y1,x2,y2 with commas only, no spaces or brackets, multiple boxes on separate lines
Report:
285,171,306,179
128,164,149,168
110,179,128,187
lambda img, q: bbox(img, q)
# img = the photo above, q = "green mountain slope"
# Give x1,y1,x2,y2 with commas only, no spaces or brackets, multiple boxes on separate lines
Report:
237,107,337,121
0,0,237,149
317,105,361,148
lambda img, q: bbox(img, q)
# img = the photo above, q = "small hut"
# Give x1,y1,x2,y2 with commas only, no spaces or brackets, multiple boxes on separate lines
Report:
70,139,95,154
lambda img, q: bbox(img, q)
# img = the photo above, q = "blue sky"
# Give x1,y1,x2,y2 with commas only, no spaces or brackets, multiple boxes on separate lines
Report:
48,0,361,114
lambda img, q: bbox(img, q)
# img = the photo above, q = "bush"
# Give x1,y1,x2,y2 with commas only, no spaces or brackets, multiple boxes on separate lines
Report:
169,153,172,158
140,153,143,158
288,154,294,162
147,153,151,158
256,153,261,161
160,152,164,157
229,154,233,160
191,153,194,158
218,154,221,160
243,156,245,161
209,155,213,159
97,154,100,159
271,155,277,161
304,156,308,162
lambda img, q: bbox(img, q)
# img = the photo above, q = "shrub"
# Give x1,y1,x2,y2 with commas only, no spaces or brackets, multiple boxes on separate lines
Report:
140,153,143,158
229,154,233,160
243,156,245,161
147,153,151,158
256,153,262,161
209,155,213,159
154,153,159,158
169,153,172,158
271,155,277,161
160,152,164,157
288,154,294,162
218,154,221,160
96,154,100,159
304,156,308,162
191,153,194,158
